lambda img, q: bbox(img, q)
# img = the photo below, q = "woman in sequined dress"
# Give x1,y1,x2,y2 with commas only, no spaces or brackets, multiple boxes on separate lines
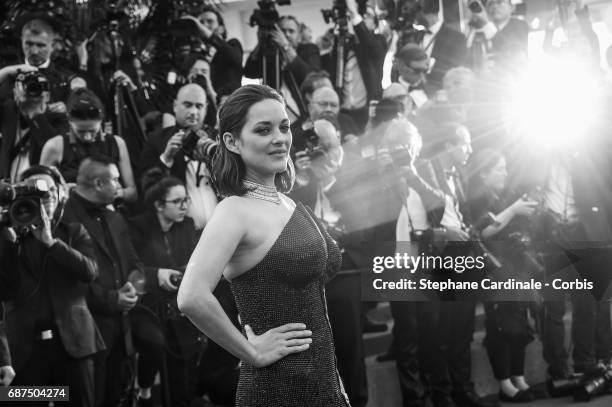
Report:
178,84,350,407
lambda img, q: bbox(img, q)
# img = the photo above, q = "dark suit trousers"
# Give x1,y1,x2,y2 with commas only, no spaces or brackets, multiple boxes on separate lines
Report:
418,300,475,400
326,271,368,407
131,311,199,407
94,317,130,407
390,300,428,407
541,226,612,375
5,335,95,407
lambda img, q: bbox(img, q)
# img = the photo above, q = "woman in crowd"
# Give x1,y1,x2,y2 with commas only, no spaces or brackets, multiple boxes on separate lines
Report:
178,84,350,406
127,168,202,407
39,87,137,202
467,148,540,403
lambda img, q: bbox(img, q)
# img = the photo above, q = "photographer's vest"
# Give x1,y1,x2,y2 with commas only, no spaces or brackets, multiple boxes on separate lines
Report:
60,133,120,182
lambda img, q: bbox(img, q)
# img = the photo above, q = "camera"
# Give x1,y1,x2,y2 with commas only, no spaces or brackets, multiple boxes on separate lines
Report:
170,273,183,287
574,364,612,402
469,1,484,13
15,71,49,98
0,179,50,235
250,0,291,31
302,127,330,163
180,129,217,160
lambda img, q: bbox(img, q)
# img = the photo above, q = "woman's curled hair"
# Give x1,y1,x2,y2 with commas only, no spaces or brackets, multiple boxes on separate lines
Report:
213,84,295,197
141,168,184,210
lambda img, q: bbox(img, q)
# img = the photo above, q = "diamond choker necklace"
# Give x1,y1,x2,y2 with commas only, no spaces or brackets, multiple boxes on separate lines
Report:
242,179,281,205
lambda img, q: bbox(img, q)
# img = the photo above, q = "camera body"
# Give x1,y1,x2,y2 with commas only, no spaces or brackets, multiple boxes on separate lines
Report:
170,273,183,287
250,0,291,31
302,127,331,164
14,71,49,99
0,179,50,236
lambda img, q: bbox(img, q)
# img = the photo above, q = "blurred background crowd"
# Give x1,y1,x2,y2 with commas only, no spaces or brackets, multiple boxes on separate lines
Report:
1,0,612,406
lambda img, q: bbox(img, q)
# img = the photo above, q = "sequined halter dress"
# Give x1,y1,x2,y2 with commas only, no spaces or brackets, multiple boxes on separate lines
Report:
229,202,351,407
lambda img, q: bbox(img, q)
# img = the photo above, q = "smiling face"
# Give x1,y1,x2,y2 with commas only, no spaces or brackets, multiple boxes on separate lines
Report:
224,99,292,183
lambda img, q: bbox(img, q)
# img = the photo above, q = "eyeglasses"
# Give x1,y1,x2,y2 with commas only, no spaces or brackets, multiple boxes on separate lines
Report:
164,196,191,207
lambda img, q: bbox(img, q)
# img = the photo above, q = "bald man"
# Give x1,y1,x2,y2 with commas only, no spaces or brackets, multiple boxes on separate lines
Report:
140,83,218,230
63,155,143,407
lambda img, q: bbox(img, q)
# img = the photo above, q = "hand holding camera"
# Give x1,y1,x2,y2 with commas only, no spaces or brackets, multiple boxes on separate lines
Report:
0,365,15,387
117,282,138,311
158,268,183,292
30,204,55,248
511,196,538,217
162,131,186,162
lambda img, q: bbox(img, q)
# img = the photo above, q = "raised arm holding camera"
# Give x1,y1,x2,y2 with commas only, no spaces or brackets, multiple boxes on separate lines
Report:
0,68,69,182
140,83,218,231
0,165,103,407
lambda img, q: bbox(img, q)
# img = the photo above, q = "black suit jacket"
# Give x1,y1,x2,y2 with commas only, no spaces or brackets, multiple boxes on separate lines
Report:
139,125,189,183
0,222,105,370
127,212,199,296
428,24,467,92
244,42,318,117
127,212,202,356
322,21,387,103
491,18,529,58
63,192,143,349
0,99,69,178
208,36,244,92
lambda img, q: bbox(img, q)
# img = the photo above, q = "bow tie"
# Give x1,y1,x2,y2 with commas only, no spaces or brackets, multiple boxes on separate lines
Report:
445,169,459,178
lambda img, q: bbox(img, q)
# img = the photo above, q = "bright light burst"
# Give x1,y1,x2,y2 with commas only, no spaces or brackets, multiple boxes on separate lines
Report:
508,55,600,151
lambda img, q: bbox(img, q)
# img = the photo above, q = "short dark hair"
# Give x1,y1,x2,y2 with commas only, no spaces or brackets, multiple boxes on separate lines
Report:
67,88,105,121
141,167,184,211
427,122,468,155
20,165,62,185
76,154,116,186
395,44,428,65
21,18,54,37
213,84,295,197
300,70,331,100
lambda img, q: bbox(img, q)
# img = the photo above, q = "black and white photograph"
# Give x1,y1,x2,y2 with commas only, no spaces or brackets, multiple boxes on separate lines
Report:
0,0,611,406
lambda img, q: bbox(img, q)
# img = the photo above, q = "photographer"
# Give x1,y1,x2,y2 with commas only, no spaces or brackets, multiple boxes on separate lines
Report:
39,87,138,203
321,0,388,131
292,86,359,153
402,123,497,407
244,12,317,121
466,149,540,402
0,165,103,407
178,5,243,92
140,83,218,231
127,169,202,407
62,155,144,407
465,0,528,70
0,69,69,182
0,17,72,110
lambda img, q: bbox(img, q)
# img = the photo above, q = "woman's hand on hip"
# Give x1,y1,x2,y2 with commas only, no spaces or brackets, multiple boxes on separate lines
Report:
245,323,312,368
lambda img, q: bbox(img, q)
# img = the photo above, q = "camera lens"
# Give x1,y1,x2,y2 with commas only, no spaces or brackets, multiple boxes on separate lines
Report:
9,198,41,227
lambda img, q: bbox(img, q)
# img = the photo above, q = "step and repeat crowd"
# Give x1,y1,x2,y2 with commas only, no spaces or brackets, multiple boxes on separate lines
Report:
0,0,611,406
